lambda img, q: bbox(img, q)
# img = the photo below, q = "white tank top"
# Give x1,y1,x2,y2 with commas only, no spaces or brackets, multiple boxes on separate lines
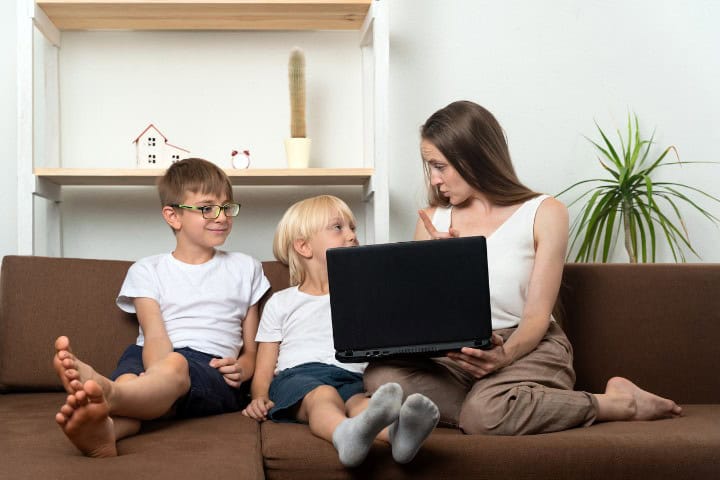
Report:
432,195,550,330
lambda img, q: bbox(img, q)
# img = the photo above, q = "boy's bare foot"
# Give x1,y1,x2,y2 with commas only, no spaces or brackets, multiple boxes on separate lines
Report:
55,380,118,458
53,336,110,395
602,377,682,421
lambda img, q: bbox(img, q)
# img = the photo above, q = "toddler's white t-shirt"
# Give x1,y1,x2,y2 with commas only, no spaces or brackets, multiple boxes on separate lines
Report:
256,286,366,375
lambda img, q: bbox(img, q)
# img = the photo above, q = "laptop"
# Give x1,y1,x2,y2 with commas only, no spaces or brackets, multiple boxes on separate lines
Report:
327,236,493,363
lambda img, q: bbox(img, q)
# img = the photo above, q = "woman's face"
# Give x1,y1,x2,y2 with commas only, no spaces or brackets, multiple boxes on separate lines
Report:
421,139,475,205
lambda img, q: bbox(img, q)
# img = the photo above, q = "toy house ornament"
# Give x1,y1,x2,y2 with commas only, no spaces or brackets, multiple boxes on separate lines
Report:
133,124,191,168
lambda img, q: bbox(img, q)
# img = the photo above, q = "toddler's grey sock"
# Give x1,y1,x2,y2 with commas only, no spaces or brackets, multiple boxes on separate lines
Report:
332,382,402,467
389,393,440,464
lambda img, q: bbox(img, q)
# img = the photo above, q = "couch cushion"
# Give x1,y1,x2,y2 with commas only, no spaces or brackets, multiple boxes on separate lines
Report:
0,256,290,392
261,406,720,479
559,264,720,403
0,256,137,391
261,261,291,295
0,392,263,479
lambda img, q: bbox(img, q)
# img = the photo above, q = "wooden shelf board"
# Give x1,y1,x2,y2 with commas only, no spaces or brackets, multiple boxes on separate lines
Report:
34,167,373,186
36,1,371,31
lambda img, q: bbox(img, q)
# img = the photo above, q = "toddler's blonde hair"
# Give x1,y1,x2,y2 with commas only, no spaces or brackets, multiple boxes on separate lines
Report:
273,195,356,286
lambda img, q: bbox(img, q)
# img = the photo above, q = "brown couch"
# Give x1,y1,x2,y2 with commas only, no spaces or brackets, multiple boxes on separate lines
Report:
1,255,719,479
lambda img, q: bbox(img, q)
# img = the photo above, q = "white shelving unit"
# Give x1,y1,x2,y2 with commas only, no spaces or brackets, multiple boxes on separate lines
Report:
16,0,388,256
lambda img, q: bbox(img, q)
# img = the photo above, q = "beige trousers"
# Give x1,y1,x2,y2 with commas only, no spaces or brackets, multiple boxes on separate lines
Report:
364,322,598,435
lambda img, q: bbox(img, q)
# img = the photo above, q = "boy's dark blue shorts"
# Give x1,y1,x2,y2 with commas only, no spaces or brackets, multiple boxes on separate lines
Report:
110,344,248,418
267,362,365,423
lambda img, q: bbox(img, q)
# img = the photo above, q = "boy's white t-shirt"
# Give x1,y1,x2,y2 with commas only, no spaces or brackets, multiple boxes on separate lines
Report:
256,286,366,375
116,250,270,359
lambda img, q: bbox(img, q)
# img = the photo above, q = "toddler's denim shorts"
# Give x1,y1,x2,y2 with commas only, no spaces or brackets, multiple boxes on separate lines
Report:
268,362,365,422
110,344,248,418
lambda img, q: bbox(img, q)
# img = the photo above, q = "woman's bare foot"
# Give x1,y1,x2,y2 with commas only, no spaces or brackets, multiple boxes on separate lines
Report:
53,336,111,395
597,377,682,422
55,380,118,458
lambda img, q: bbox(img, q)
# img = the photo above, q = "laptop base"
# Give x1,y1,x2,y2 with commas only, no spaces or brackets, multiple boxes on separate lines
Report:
335,338,493,363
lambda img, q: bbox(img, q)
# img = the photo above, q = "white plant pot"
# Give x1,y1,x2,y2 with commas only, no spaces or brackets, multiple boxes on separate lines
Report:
284,138,312,169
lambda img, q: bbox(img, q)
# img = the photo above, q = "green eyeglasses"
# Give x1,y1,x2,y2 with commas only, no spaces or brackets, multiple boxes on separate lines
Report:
169,203,241,219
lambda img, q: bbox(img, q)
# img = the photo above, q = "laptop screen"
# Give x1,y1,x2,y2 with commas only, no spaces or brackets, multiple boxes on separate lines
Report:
327,237,492,356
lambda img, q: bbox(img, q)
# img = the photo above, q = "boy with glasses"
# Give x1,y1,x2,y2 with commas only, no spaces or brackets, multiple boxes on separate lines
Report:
53,158,270,457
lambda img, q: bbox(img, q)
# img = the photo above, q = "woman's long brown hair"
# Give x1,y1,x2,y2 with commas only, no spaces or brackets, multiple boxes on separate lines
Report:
421,101,539,207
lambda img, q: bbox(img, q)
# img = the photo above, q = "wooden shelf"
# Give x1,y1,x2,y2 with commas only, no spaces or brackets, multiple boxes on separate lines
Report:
20,1,388,255
36,0,371,31
34,167,373,186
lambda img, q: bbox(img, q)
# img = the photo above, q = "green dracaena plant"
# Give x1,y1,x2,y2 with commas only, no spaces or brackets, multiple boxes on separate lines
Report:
558,114,719,263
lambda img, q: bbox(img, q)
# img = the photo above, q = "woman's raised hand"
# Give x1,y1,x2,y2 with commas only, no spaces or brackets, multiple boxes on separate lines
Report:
418,210,460,239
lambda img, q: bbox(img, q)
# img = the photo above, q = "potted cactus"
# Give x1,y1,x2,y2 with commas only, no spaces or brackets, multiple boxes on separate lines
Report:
284,47,311,168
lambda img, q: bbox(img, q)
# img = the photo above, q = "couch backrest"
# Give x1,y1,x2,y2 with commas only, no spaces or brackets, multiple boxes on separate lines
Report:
0,256,290,392
0,256,136,391
2,256,718,403
558,263,720,404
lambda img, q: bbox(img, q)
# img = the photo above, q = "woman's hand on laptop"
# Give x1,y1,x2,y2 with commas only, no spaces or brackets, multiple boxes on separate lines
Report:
447,333,509,379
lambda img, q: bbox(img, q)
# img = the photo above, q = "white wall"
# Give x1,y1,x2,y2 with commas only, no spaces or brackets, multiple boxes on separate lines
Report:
4,0,719,263
57,31,363,171
388,0,720,262
60,185,366,260
53,29,366,261
0,1,18,258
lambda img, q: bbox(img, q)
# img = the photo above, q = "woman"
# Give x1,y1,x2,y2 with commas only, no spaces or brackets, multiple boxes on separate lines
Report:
364,100,682,435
